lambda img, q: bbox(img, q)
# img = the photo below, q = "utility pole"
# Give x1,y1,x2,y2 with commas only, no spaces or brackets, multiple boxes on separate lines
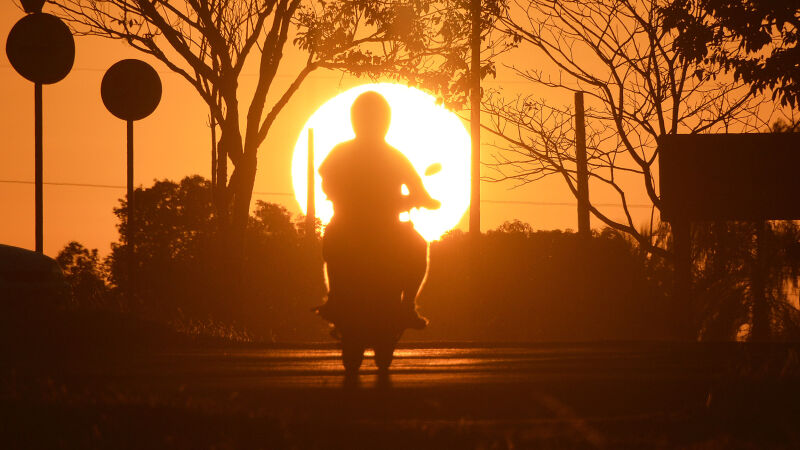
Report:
575,91,590,239
210,115,217,190
469,0,481,236
6,8,75,253
306,128,316,238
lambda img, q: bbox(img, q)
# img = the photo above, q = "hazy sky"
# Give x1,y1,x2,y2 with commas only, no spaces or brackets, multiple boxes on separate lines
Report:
1,2,654,256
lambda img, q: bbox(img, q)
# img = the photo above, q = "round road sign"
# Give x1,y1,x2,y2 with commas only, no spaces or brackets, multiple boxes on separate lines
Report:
101,59,162,121
6,13,75,84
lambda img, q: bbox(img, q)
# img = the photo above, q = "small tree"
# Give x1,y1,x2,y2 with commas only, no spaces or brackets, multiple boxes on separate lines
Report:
691,220,800,341
106,176,325,339
56,242,109,309
108,176,214,314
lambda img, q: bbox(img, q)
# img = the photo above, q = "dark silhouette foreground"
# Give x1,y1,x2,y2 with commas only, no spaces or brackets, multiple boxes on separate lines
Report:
316,91,440,370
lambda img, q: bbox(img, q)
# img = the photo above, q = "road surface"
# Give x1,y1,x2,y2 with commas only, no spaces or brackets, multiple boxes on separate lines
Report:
2,343,799,448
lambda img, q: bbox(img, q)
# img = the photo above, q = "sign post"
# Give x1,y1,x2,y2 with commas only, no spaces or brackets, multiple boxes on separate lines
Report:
6,4,75,253
35,83,42,252
101,59,162,302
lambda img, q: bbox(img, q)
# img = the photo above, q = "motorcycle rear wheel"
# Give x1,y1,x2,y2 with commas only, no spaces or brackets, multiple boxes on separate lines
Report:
341,339,365,372
374,340,396,370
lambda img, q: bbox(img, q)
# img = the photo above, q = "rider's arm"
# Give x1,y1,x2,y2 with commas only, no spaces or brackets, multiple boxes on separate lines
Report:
319,148,342,202
397,152,440,210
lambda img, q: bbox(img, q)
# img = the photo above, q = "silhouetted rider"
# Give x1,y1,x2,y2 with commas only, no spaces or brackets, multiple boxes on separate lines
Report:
317,91,440,329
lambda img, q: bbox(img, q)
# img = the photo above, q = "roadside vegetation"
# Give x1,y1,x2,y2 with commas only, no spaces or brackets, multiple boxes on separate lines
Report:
51,176,800,344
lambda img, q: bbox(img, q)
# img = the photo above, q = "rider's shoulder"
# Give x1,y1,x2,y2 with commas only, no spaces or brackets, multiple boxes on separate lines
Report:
385,144,414,167
383,142,407,159
322,140,357,166
330,139,358,153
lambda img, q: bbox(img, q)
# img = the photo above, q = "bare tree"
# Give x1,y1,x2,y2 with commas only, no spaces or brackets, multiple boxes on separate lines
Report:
53,0,465,245
482,0,775,258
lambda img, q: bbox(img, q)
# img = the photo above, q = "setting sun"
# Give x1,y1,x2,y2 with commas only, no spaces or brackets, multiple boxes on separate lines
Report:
291,83,471,241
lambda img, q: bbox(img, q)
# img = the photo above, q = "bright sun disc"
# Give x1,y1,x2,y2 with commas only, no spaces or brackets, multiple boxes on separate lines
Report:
292,83,471,241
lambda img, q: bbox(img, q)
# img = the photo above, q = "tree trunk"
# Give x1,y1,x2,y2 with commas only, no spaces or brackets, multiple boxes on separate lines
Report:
214,136,229,229
231,152,257,245
217,151,257,317
209,133,235,317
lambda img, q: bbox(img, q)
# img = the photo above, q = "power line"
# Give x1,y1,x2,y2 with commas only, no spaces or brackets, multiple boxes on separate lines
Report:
0,179,294,197
0,63,325,79
0,179,125,190
0,179,653,208
0,64,529,84
481,198,653,209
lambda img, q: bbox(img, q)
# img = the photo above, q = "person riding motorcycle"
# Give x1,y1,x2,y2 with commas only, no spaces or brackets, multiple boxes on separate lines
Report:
316,91,440,331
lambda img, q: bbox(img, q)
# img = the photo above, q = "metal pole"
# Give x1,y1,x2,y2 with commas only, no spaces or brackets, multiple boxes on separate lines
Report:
469,0,481,236
750,221,769,341
127,120,135,300
672,219,692,340
307,128,315,238
210,115,217,190
34,82,43,254
575,91,590,239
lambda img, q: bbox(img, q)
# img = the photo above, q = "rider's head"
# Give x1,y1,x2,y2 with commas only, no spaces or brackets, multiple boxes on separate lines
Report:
351,91,391,141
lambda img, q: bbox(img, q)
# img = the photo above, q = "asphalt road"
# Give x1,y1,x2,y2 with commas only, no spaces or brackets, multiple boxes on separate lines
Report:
113,344,724,388
3,343,800,449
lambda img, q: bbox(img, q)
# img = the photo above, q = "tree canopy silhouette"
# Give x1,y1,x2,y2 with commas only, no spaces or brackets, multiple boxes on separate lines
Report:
99,176,325,339
662,0,800,108
53,0,495,243
55,242,108,309
479,0,775,258
52,176,800,341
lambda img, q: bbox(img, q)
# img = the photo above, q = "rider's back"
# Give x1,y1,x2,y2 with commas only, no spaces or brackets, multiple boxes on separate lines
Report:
320,138,416,228
316,91,433,335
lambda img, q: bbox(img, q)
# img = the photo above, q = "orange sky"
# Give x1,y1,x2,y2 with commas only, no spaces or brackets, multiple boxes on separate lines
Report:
0,2,656,256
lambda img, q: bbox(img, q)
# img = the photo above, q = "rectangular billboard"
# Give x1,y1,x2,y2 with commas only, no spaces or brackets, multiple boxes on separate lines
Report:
659,133,800,221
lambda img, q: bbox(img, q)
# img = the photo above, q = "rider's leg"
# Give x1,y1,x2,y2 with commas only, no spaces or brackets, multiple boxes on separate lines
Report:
317,224,344,321
400,223,428,305
399,225,429,329
401,248,427,306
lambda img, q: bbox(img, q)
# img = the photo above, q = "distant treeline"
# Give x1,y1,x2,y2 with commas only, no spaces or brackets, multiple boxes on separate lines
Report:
420,224,672,342
56,176,800,342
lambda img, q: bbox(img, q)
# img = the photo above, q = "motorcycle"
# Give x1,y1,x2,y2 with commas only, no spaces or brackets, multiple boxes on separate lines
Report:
317,164,442,372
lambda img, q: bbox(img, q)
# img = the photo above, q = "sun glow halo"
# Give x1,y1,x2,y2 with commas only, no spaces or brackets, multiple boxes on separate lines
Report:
291,83,471,241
